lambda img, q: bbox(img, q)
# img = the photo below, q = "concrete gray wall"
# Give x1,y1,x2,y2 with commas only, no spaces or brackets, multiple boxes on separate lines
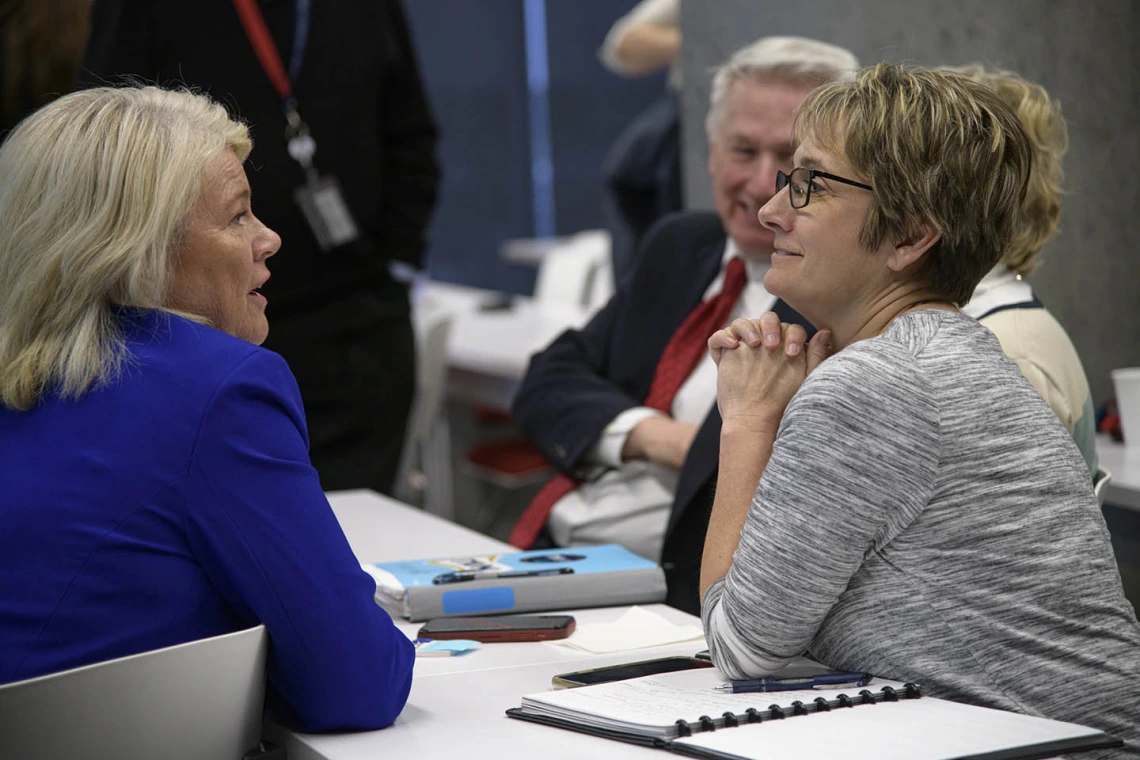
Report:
679,0,1139,405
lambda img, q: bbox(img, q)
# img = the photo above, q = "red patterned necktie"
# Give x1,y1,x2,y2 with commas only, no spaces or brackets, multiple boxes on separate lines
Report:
509,258,748,549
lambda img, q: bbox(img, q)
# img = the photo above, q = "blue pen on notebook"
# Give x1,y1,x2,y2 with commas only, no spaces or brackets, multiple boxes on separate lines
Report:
714,672,872,694
431,567,574,585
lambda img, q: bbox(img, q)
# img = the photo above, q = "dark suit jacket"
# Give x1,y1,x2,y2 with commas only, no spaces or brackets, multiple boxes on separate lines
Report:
80,0,439,313
601,92,683,283
513,211,814,614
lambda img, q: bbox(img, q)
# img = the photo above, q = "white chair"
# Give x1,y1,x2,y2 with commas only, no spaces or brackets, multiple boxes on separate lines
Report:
456,232,614,534
395,309,455,519
533,229,613,309
0,625,269,760
1094,466,1113,506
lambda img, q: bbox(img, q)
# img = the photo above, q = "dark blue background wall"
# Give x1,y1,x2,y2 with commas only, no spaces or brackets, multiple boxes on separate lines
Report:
404,0,666,294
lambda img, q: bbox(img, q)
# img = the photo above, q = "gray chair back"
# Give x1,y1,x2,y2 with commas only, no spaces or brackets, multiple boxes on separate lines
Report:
0,625,268,760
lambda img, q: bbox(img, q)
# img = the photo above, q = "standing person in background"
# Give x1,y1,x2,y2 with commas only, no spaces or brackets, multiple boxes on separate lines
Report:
598,0,683,283
0,0,90,136
599,0,680,80
954,65,1098,478
80,0,440,495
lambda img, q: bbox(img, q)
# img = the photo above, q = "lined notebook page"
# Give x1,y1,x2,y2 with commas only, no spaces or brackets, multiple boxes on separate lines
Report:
520,663,881,739
675,697,1108,760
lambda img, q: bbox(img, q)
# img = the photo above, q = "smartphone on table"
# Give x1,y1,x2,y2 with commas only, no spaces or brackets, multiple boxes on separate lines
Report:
417,614,576,643
552,656,713,688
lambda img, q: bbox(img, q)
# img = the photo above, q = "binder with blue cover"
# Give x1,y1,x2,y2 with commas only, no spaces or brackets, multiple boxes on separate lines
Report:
363,544,666,621
505,668,1122,760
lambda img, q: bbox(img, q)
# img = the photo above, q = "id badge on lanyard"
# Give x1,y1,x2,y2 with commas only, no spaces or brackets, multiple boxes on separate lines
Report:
232,0,359,252
287,107,359,251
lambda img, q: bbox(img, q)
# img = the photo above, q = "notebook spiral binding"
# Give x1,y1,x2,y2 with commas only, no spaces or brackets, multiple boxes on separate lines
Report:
671,682,922,736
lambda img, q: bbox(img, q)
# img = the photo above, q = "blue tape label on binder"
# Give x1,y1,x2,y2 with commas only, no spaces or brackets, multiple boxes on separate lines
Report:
441,587,516,615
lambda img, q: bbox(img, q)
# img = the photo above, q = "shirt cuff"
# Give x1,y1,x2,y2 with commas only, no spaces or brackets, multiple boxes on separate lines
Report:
585,406,666,468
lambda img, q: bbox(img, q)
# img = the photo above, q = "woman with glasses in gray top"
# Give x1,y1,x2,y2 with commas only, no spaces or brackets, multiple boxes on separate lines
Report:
701,63,1140,757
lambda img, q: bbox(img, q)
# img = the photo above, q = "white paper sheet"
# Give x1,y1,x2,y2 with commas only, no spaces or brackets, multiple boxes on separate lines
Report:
547,606,704,654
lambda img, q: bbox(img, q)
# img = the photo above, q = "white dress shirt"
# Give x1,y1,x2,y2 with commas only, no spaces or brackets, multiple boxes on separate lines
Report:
548,241,776,560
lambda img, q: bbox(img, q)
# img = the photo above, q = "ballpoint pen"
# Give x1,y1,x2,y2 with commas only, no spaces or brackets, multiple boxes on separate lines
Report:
713,672,872,693
431,567,575,585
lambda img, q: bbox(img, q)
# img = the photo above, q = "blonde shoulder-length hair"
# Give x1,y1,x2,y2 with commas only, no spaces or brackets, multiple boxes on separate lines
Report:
948,65,1068,276
0,85,251,411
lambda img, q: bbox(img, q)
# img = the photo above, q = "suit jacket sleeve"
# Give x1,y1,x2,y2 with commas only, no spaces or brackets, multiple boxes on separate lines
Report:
512,287,647,474
511,213,718,474
376,0,440,269
183,350,414,732
513,209,809,500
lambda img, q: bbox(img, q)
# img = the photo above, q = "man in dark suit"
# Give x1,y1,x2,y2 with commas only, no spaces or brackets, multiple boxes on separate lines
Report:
512,37,859,615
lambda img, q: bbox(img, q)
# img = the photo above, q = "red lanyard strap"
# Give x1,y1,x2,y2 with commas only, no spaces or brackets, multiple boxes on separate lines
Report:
232,0,293,101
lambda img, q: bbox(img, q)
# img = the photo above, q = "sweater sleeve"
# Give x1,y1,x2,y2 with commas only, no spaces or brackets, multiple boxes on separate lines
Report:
183,350,414,732
702,343,941,679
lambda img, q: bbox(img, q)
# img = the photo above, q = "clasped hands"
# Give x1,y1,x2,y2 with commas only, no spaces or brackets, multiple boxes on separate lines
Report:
709,312,833,433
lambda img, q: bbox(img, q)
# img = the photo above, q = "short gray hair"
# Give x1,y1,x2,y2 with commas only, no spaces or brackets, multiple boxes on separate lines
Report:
0,86,251,410
705,36,859,140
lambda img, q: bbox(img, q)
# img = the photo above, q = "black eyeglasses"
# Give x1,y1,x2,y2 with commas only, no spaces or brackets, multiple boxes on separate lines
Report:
775,167,873,209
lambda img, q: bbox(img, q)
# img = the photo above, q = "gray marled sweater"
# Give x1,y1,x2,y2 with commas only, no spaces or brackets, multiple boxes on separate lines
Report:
703,311,1140,756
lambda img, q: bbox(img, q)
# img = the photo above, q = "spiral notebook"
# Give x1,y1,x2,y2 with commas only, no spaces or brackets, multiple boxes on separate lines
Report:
506,668,1121,760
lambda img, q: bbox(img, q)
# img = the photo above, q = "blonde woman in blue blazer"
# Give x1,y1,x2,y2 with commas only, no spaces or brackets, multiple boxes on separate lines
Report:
0,86,413,732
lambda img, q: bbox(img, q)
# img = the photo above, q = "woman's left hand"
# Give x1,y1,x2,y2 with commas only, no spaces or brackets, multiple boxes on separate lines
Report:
709,314,832,432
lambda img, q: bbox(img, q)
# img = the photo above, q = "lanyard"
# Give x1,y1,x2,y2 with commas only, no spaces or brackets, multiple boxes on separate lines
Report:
232,0,309,103
232,0,315,171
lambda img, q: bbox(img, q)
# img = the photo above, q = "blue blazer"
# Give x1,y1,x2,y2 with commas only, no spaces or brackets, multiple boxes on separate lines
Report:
513,211,814,614
0,309,413,732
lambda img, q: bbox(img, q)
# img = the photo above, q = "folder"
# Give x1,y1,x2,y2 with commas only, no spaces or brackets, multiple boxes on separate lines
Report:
362,544,666,621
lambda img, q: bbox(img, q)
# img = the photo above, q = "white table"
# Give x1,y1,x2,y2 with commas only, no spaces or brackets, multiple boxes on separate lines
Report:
1096,435,1140,513
415,281,592,410
270,490,705,760
328,489,509,562
500,235,571,265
